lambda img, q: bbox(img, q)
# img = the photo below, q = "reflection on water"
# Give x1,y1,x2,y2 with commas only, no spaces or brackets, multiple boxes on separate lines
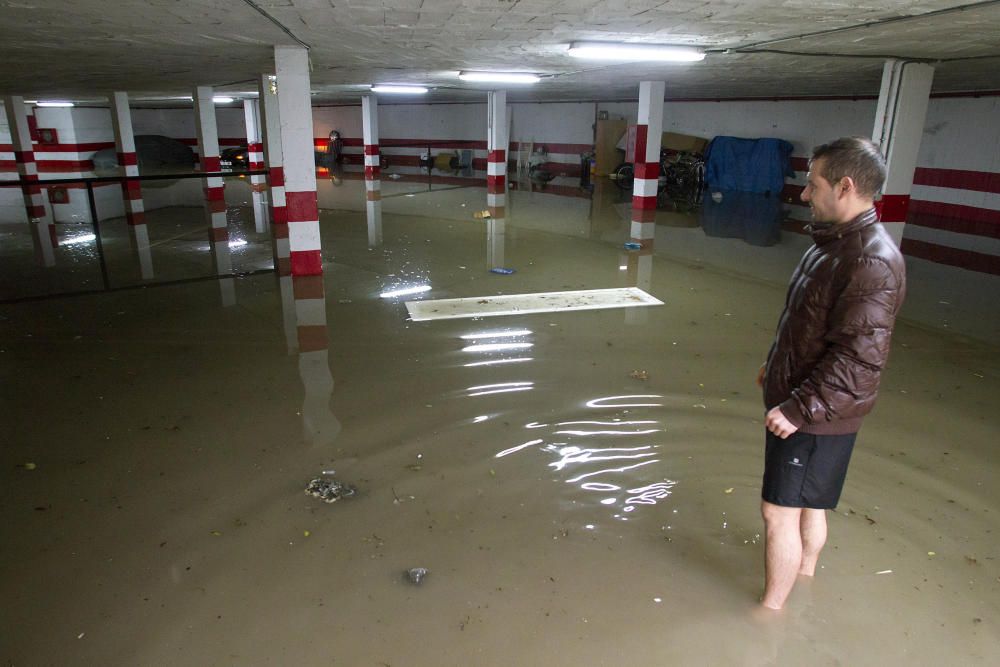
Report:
494,397,677,517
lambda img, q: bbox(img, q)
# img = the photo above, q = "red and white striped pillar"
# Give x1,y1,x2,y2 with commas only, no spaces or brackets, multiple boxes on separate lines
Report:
630,81,665,246
361,94,382,247
194,85,227,248
109,91,152,278
872,59,934,246
275,46,322,276
3,95,55,265
259,73,289,275
486,90,508,270
244,98,268,233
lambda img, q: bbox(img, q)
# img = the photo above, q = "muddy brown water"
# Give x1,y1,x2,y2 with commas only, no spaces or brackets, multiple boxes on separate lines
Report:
2,179,998,665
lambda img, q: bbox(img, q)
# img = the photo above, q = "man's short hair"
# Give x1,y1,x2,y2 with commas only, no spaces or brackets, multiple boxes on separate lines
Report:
810,137,887,199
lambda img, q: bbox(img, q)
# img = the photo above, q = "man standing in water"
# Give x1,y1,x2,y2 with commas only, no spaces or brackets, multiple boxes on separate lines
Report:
757,137,906,610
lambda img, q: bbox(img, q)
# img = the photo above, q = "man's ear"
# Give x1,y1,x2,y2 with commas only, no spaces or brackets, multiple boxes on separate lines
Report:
838,176,857,197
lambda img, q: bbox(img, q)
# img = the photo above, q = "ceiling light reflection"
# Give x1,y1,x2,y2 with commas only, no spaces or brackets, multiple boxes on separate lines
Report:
462,342,533,352
586,394,663,408
549,445,656,472
381,284,432,298
496,438,544,458
565,459,659,483
61,233,96,246
460,329,532,340
463,357,533,367
554,428,661,436
467,386,533,397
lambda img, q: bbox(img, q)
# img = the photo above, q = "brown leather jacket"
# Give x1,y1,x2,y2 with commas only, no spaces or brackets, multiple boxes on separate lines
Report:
763,208,907,435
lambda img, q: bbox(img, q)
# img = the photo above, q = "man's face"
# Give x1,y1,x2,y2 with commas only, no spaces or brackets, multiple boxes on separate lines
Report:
801,158,843,223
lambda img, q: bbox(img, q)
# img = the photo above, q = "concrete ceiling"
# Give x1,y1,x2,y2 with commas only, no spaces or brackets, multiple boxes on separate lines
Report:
2,0,999,106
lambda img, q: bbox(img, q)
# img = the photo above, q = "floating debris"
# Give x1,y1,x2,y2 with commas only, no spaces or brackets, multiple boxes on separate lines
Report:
628,370,649,380
623,242,643,250
473,210,492,219
490,267,515,275
876,569,893,575
305,477,357,503
406,567,428,585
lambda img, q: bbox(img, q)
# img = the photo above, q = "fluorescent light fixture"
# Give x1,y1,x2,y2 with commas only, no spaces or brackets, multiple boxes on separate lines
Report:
380,284,432,298
212,96,235,104
567,41,705,62
371,85,429,94
459,71,540,84
36,101,74,107
228,239,248,248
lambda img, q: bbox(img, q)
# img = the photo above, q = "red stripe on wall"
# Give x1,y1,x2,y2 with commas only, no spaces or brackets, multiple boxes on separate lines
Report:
37,161,94,171
913,167,1000,194
32,142,115,152
901,238,1000,275
286,191,319,223
876,194,910,223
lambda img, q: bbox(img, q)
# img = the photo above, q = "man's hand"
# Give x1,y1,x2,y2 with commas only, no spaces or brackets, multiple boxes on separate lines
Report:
765,406,798,439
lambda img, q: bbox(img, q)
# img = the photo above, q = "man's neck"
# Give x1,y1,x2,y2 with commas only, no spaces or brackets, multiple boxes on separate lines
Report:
834,200,875,224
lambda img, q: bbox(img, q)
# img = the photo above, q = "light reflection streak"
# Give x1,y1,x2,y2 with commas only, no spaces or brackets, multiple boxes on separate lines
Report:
473,415,490,423
624,481,677,506
467,381,533,398
554,428,661,436
557,420,657,426
549,447,657,472
581,482,621,492
565,459,659,483
495,438,544,458
380,284,432,298
61,233,96,246
460,329,532,340
586,394,663,408
462,342,533,352
468,386,533,397
463,357,533,367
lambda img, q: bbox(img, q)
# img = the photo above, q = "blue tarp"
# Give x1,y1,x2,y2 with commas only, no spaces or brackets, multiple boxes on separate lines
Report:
703,136,794,195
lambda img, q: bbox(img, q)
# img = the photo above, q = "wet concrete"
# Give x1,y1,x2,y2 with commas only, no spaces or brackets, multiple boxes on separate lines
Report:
1,176,999,664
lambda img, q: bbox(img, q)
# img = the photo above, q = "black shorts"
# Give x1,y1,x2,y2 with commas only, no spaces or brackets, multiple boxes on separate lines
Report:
762,430,857,509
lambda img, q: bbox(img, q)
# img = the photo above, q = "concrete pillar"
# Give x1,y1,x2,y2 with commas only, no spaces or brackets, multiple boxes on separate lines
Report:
243,99,268,233
630,81,665,245
872,59,934,246
3,95,55,266
274,46,322,276
259,73,289,275
361,95,382,247
110,91,153,279
194,85,228,252
486,91,508,270
33,106,91,224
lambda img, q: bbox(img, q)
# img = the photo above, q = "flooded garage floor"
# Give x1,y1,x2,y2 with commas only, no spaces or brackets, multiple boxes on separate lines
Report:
2,177,999,665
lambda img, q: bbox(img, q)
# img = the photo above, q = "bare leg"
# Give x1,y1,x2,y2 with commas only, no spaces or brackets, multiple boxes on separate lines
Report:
760,500,802,610
798,508,827,576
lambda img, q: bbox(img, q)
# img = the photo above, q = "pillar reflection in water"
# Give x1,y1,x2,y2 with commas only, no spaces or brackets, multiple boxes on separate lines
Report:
486,191,506,270
624,206,655,325
30,219,56,267
279,274,340,448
